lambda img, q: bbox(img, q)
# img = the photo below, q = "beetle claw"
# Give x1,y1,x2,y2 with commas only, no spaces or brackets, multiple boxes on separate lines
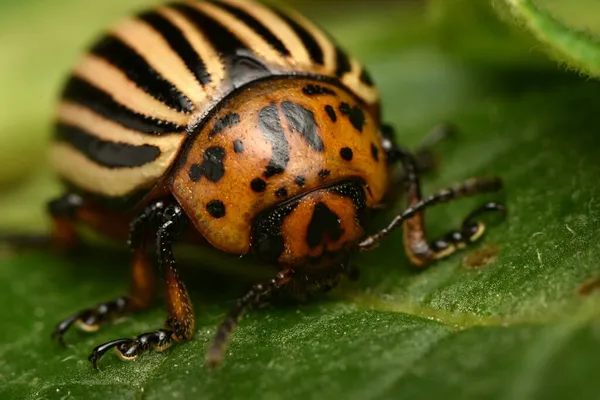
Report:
88,338,131,370
51,314,79,347
51,297,131,348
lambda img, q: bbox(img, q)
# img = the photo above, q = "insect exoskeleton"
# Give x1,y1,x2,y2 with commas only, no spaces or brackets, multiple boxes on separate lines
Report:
44,0,504,368
170,77,388,264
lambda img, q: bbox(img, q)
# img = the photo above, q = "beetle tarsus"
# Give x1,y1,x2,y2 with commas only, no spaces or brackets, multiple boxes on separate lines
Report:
429,201,506,259
52,297,131,344
89,329,174,369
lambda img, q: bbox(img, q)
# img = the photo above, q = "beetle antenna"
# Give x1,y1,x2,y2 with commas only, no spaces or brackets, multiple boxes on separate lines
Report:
358,177,504,251
206,269,294,368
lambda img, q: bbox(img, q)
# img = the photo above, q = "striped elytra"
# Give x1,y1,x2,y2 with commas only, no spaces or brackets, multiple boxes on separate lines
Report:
52,0,378,199
50,0,386,263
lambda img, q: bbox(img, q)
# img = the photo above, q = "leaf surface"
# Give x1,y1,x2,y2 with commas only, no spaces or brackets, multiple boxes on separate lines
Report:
0,1,599,399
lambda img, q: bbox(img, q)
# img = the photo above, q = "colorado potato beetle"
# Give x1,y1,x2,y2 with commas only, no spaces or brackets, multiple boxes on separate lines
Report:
37,0,505,368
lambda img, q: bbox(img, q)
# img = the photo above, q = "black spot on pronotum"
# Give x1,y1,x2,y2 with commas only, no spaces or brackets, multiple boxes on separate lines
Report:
265,165,283,178
251,178,267,193
259,103,289,178
188,146,226,183
318,169,331,179
339,103,365,133
206,200,226,218
233,139,244,153
275,187,288,198
294,176,306,187
371,143,379,162
209,113,240,138
306,202,344,248
188,164,202,182
202,146,226,182
340,147,353,161
324,105,337,122
281,101,324,152
302,84,336,96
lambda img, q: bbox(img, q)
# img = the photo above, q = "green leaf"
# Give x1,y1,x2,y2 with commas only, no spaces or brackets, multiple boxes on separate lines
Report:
1,1,600,399
499,0,600,79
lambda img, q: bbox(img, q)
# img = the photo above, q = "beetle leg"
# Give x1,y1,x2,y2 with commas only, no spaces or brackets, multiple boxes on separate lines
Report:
375,125,506,265
1,193,83,250
52,201,164,345
2,192,132,251
204,268,294,368
206,257,352,368
47,192,84,251
358,148,505,266
395,148,505,266
88,204,195,369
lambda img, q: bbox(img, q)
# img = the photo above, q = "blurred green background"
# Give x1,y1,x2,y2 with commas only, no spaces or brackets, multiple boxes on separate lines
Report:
1,1,600,399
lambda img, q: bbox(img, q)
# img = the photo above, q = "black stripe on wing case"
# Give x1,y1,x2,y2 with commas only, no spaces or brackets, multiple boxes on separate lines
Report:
273,9,324,65
359,68,374,86
171,3,251,57
138,11,212,86
56,122,161,168
91,35,194,113
62,77,186,135
334,46,351,78
208,1,290,57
